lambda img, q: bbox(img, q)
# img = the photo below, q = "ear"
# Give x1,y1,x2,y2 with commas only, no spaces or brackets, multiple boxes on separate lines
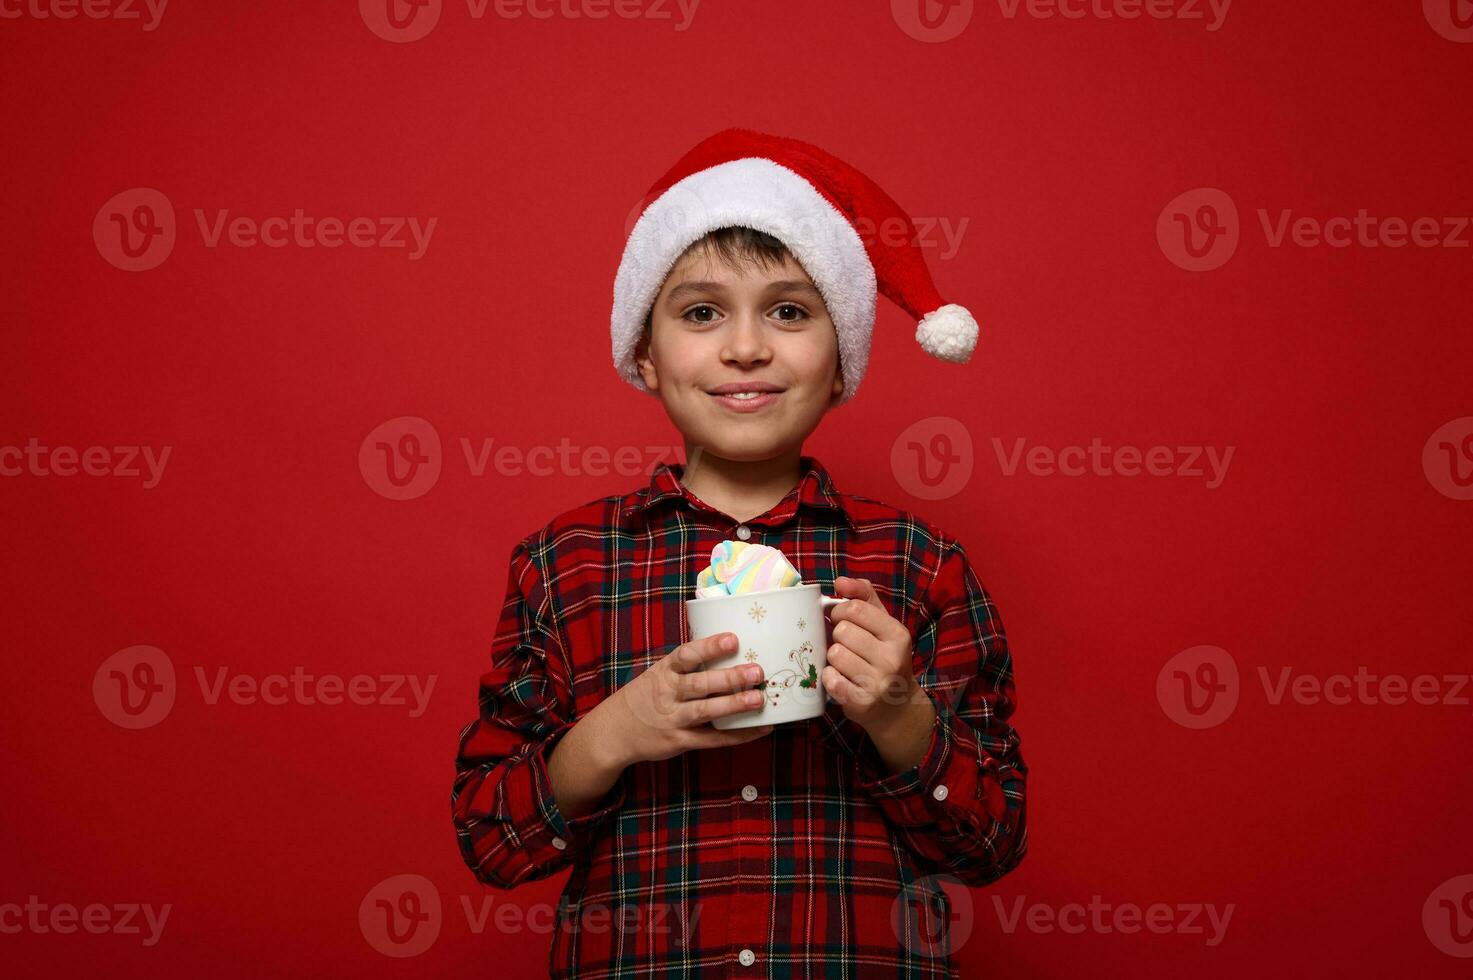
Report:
636,331,660,391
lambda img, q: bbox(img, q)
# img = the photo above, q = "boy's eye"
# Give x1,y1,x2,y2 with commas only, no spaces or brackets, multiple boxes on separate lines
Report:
683,305,720,324
772,303,808,323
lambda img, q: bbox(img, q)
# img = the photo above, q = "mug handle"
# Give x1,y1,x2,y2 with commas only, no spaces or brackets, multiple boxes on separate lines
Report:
818,595,847,701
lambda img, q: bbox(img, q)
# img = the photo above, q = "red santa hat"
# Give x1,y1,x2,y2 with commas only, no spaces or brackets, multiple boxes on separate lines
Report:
611,128,979,404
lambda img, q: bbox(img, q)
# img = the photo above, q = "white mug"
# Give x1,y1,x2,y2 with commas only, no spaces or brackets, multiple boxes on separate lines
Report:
685,583,845,729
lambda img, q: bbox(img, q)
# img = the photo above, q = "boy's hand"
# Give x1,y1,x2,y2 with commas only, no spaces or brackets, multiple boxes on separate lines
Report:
822,576,925,734
595,632,776,769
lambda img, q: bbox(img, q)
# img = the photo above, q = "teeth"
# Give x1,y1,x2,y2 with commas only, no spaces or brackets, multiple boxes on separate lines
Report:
729,392,761,399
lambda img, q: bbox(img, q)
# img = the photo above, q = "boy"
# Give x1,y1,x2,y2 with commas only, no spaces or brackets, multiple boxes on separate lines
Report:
452,129,1027,978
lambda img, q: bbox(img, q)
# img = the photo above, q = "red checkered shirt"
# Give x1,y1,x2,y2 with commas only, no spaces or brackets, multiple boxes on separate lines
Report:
452,455,1027,978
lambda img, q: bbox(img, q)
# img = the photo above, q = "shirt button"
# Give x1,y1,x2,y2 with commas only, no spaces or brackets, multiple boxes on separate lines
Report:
932,784,949,802
738,948,756,966
741,784,759,802
735,524,751,540
551,836,567,850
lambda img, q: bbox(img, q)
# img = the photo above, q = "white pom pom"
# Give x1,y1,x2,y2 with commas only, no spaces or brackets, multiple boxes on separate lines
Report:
915,304,978,363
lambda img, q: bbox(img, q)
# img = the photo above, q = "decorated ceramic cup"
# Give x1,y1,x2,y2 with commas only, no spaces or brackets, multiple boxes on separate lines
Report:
686,583,844,729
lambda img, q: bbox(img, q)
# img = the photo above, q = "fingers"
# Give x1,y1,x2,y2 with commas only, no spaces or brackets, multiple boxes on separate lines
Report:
822,664,860,705
670,632,739,673
829,622,886,666
680,662,763,700
680,687,766,727
828,596,903,643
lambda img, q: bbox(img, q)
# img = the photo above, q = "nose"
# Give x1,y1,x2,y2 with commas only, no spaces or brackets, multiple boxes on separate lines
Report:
719,310,772,369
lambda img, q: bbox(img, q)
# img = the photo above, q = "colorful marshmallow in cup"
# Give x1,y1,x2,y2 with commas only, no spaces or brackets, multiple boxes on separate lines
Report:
686,541,845,729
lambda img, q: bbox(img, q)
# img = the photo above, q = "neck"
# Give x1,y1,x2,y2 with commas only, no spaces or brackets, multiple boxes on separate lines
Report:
678,445,804,525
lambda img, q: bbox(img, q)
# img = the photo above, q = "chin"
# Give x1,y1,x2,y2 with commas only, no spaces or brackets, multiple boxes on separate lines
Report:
687,431,790,462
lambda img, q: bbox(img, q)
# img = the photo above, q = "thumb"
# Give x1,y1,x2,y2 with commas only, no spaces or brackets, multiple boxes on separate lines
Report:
834,575,882,609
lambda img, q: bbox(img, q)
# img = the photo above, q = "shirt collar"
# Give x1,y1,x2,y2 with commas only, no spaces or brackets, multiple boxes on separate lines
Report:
627,454,853,529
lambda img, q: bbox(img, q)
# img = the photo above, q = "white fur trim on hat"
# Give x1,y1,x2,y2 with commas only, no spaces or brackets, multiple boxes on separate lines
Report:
612,157,877,404
915,304,979,363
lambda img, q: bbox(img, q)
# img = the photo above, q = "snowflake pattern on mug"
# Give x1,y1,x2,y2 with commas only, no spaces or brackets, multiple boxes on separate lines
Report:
762,641,819,706
748,602,767,623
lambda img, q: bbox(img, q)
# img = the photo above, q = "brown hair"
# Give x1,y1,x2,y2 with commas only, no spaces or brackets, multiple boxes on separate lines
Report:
634,226,793,360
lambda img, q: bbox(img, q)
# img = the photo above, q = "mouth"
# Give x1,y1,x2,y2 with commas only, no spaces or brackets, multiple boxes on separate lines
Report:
708,390,782,412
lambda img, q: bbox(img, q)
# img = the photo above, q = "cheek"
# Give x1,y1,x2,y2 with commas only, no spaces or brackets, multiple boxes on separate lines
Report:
653,333,709,379
788,337,840,384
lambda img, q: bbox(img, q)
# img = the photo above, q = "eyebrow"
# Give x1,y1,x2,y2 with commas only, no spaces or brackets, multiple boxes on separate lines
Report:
664,279,824,305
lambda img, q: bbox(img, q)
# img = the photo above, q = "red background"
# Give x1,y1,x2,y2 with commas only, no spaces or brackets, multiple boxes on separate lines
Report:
3,0,1471,976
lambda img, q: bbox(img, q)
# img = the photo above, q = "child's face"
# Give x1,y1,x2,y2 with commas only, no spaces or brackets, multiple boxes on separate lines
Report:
635,244,846,462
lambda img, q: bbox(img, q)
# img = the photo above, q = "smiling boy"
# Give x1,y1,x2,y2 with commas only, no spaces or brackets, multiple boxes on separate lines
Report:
452,129,1027,978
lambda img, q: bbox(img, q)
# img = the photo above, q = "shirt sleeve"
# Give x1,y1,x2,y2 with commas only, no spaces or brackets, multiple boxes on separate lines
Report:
451,537,626,890
846,537,1028,888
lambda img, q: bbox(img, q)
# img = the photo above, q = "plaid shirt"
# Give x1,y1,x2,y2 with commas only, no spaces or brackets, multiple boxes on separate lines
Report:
452,455,1027,978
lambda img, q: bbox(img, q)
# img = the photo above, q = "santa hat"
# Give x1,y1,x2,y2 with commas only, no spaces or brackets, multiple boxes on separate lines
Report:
611,128,979,404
